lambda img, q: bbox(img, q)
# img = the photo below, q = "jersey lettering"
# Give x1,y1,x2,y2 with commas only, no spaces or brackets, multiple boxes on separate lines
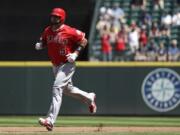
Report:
47,35,68,45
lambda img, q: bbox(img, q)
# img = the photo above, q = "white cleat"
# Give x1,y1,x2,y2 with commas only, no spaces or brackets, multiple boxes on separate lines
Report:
38,118,53,131
89,93,97,113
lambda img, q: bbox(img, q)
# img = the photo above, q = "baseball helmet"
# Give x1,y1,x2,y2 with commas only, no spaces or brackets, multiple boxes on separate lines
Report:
51,8,66,22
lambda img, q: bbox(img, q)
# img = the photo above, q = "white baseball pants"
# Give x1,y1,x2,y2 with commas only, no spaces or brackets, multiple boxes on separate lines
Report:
46,62,92,124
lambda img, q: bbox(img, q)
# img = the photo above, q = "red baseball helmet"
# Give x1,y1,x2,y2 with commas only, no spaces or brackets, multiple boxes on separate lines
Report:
51,8,66,22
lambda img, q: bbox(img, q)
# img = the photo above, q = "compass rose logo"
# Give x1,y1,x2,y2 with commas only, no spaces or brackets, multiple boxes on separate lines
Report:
142,68,180,112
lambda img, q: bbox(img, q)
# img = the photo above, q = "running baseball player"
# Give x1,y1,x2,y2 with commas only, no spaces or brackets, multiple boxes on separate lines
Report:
35,8,97,131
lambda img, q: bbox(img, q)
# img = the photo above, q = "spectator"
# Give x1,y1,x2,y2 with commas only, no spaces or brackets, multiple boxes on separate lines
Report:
101,33,112,61
99,2,111,18
168,39,180,61
128,21,140,53
111,17,121,34
114,30,127,61
161,11,172,27
139,8,152,28
139,25,148,47
96,16,111,36
131,0,145,9
109,25,117,48
134,43,147,61
158,26,170,46
157,42,167,61
111,2,125,23
110,3,125,33
172,10,180,26
149,22,160,39
146,40,159,61
153,0,164,10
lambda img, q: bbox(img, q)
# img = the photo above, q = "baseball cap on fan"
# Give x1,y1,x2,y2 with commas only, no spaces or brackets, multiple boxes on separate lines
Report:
51,8,66,23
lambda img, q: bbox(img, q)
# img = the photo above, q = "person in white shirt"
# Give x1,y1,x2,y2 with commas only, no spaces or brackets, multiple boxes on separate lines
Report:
161,12,172,27
128,22,139,53
172,11,180,26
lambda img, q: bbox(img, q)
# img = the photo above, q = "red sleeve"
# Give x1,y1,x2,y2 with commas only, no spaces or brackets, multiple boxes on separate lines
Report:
71,28,85,43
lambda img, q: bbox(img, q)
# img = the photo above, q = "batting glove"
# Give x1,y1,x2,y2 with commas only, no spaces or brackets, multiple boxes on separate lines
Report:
35,42,43,50
66,53,78,63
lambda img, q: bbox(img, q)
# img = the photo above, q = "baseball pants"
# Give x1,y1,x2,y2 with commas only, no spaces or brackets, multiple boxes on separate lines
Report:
47,62,92,124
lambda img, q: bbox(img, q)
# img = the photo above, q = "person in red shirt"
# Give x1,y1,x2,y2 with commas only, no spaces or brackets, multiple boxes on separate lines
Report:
101,33,112,61
114,30,127,61
139,26,148,47
35,8,97,131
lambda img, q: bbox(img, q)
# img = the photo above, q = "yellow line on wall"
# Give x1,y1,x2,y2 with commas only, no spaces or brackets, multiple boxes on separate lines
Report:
76,61,180,67
0,61,180,67
0,61,51,67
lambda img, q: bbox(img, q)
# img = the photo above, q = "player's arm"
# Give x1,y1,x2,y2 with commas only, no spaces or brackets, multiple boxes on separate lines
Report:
66,36,87,63
74,37,87,55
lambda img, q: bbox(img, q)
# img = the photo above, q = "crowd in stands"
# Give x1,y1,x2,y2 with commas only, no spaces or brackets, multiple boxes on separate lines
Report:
96,0,180,61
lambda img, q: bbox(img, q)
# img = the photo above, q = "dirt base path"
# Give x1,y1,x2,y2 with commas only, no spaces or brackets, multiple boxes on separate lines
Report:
0,127,180,133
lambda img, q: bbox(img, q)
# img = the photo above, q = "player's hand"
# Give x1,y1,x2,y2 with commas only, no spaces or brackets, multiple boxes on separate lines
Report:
35,42,43,50
66,53,78,63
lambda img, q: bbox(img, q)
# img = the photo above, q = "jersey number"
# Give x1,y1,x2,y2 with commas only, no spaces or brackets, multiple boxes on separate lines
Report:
59,49,66,55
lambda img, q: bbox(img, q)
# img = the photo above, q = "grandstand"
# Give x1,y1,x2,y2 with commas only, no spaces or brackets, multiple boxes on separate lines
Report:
88,0,180,61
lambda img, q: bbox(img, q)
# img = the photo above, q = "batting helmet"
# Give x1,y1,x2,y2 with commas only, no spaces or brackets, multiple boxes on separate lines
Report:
51,8,66,22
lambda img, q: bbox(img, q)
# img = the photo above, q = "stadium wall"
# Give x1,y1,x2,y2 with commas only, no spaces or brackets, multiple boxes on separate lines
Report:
0,62,180,116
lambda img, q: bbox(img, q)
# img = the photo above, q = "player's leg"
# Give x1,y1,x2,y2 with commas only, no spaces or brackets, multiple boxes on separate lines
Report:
39,63,75,130
47,86,63,123
39,85,62,131
39,74,64,130
64,80,97,113
48,63,75,122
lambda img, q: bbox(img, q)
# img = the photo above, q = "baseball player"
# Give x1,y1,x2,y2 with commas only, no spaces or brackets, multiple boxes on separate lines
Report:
35,8,97,131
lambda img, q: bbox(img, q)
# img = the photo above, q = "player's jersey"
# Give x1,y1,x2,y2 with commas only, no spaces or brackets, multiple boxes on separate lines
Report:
41,24,85,66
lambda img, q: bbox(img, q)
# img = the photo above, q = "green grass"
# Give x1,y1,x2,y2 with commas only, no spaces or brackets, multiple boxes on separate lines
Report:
0,116,180,135
56,116,180,127
0,116,180,127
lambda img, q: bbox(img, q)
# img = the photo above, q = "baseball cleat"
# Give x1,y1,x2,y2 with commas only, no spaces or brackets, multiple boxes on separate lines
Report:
38,118,53,131
89,93,97,113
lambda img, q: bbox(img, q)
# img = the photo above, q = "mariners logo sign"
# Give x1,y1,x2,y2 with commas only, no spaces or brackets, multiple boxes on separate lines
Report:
142,68,180,112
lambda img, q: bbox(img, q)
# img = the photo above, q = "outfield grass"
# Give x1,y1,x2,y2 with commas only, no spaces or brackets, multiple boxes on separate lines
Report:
0,116,180,127
0,116,180,135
